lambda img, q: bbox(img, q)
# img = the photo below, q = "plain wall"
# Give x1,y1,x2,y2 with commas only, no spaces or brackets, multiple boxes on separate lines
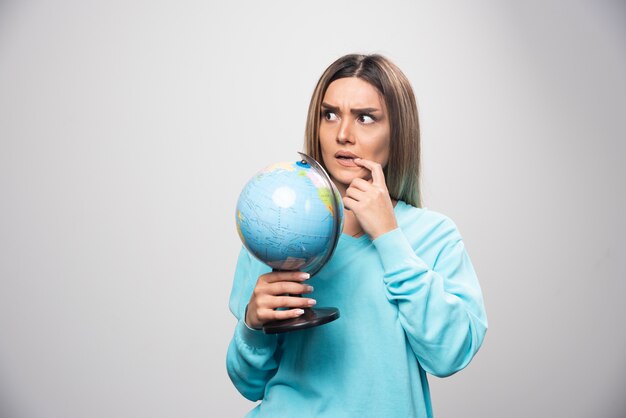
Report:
1,1,624,417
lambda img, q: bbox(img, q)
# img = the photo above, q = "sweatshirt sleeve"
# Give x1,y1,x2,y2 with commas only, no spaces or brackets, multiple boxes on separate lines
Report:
372,220,488,378
225,247,279,401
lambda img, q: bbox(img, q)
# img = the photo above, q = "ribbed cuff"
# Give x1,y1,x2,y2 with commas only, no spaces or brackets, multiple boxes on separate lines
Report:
372,228,427,273
236,318,277,350
243,304,261,331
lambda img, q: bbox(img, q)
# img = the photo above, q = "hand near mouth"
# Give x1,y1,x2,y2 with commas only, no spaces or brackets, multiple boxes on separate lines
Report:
342,158,398,240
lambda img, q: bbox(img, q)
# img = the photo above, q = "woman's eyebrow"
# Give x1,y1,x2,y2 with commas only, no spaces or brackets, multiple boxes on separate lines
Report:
351,107,381,114
321,103,340,112
321,102,381,114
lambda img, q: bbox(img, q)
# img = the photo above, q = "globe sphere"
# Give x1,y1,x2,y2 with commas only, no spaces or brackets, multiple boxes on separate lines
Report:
236,156,343,275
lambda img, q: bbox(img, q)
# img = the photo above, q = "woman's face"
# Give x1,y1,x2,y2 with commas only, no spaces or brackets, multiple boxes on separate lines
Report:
318,77,391,194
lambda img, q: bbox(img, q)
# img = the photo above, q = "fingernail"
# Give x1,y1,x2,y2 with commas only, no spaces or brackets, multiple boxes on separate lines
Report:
306,285,314,292
294,309,305,315
307,299,317,306
299,272,310,279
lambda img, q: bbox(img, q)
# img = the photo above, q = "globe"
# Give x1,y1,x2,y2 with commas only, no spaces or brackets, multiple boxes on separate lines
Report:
235,152,344,333
236,152,344,275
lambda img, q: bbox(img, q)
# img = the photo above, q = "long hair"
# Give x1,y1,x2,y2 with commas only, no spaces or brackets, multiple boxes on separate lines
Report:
304,54,422,208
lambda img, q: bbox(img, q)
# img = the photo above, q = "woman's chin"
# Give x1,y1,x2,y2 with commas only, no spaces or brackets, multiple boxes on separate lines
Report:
330,172,367,190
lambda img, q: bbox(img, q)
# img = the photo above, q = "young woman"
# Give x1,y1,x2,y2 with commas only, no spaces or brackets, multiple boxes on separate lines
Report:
226,54,488,418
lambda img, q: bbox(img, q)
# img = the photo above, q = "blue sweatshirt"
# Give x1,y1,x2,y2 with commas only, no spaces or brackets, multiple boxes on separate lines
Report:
226,201,488,418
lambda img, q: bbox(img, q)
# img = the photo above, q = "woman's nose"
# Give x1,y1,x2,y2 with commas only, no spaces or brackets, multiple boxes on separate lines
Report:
337,119,354,144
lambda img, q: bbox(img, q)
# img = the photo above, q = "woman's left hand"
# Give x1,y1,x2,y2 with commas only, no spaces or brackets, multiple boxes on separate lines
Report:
343,158,398,240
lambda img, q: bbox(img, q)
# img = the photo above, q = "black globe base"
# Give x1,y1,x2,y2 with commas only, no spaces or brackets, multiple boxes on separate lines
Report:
263,307,340,334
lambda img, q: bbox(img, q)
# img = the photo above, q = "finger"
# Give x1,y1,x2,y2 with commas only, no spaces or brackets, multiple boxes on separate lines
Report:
266,295,317,309
261,308,306,322
261,271,310,284
345,186,367,202
348,177,373,191
342,195,359,211
354,158,386,187
266,282,314,296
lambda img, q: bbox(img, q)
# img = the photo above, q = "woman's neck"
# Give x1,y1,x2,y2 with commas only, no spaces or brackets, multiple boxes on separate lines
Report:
342,210,364,237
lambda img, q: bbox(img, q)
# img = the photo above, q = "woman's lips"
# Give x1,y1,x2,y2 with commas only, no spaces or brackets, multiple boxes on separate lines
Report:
335,151,360,167
336,156,358,167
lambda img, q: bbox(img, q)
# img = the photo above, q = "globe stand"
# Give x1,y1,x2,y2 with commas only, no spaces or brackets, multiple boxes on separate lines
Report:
238,152,344,335
263,306,340,334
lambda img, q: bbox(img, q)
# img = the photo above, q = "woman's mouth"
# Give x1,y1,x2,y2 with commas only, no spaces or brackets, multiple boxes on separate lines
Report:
335,151,360,167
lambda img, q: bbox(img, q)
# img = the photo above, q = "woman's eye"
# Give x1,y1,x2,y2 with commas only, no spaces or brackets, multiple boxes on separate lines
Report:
322,110,338,121
358,114,375,124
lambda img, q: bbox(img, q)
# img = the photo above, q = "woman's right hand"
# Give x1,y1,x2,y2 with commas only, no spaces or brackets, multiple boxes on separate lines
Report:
245,271,316,329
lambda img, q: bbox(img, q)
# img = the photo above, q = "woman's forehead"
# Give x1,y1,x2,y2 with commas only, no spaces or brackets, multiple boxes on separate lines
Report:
323,77,385,109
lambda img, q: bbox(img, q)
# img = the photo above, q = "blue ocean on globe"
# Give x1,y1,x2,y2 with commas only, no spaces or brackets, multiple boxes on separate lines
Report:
236,159,343,274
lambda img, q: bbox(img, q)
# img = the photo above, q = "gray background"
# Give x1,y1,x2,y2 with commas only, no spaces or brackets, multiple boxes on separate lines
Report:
1,1,624,417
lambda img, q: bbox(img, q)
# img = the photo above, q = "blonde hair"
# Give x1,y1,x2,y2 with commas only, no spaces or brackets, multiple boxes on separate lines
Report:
304,54,422,208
